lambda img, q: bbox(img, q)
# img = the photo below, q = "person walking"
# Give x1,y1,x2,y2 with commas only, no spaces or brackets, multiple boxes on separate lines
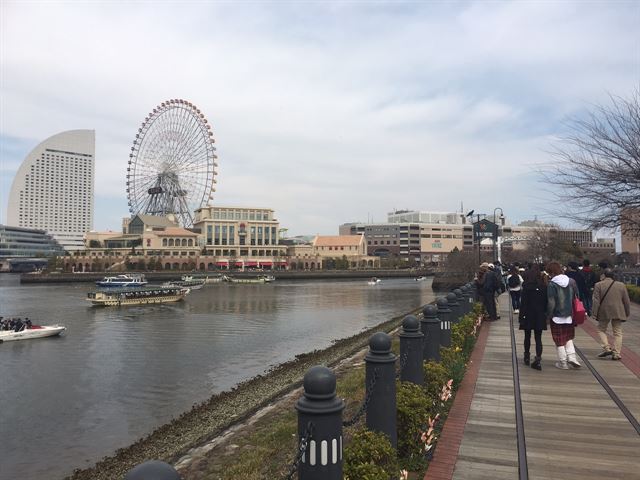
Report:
476,262,499,321
581,259,597,316
507,265,524,313
592,269,631,360
519,264,547,370
546,261,581,370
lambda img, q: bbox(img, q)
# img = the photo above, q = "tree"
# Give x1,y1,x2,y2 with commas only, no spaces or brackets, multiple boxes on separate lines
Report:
543,88,640,235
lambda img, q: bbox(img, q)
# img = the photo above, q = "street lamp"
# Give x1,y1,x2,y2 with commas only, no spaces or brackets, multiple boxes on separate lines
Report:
467,210,487,265
493,208,505,263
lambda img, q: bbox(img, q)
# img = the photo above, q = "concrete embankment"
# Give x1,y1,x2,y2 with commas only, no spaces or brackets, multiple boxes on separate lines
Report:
21,269,433,284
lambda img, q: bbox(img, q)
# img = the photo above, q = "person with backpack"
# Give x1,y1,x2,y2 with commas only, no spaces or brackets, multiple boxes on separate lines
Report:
592,269,631,360
581,259,597,316
507,265,524,312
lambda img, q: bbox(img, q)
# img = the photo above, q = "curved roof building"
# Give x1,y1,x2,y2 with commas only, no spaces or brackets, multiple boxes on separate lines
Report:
7,130,95,251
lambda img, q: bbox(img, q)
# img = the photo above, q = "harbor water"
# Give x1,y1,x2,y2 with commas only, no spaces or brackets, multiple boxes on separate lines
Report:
0,274,435,480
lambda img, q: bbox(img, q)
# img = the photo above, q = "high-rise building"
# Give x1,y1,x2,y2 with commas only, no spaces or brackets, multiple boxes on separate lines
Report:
7,130,95,251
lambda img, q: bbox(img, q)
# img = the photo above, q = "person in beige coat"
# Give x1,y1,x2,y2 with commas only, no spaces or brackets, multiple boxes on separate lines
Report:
592,269,631,360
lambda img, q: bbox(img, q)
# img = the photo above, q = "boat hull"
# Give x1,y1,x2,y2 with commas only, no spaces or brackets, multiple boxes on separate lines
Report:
87,294,187,306
0,325,66,342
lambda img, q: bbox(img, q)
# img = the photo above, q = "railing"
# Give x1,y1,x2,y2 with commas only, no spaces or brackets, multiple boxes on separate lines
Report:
125,281,477,479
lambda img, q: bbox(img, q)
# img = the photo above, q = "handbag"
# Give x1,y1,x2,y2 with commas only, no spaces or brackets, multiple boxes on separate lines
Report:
572,296,586,326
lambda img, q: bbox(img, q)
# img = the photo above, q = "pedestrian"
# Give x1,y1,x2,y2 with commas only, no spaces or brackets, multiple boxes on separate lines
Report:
566,261,588,310
592,269,631,360
581,259,597,316
519,264,547,370
546,261,581,370
507,265,524,313
476,262,499,321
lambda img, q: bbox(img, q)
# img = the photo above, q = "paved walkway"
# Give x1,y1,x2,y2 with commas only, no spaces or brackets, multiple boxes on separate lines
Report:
426,295,640,480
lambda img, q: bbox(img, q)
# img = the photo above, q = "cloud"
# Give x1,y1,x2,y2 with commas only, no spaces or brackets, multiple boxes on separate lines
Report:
1,1,638,234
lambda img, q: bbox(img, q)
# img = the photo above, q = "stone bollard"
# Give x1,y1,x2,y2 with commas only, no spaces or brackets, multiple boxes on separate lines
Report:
437,296,452,347
365,332,397,448
464,283,474,313
399,315,424,386
447,292,460,324
124,461,181,480
295,366,345,480
421,304,441,362
459,285,469,315
454,288,465,316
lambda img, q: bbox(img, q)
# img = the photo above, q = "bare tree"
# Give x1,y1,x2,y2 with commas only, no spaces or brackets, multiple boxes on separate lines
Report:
543,88,640,235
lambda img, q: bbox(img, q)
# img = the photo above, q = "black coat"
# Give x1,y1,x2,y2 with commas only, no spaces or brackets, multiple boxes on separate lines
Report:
519,279,547,331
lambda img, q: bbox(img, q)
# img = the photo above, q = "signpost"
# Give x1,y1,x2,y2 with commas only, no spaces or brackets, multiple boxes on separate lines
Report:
473,219,498,264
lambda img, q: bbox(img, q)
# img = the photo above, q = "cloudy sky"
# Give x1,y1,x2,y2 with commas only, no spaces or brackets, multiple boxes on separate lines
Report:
1,1,638,236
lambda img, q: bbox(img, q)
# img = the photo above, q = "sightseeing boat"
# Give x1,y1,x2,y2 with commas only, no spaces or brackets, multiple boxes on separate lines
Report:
95,274,147,288
87,285,190,306
163,275,206,290
226,275,275,284
0,324,66,343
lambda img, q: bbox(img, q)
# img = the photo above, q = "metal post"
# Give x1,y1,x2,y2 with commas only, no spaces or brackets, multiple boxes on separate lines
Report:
447,292,460,324
365,332,397,448
437,296,452,347
295,366,345,480
421,304,441,362
124,461,180,480
399,315,424,385
454,288,465,316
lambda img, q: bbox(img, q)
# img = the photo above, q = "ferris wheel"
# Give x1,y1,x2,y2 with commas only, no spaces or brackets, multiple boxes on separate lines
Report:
126,99,218,227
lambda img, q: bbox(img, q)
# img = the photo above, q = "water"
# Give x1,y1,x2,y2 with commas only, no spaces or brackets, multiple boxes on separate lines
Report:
0,274,435,480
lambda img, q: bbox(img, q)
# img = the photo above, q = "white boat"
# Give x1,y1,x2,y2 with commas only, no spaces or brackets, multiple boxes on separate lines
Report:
163,278,206,290
367,277,382,285
415,276,427,281
0,325,66,343
87,286,190,306
96,274,147,288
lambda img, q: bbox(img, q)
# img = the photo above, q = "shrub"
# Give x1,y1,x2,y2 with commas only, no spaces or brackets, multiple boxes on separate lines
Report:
397,381,433,466
343,429,398,480
627,285,640,303
423,361,449,400
440,348,465,389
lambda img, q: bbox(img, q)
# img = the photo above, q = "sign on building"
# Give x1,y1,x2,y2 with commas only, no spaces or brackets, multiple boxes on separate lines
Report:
473,219,498,242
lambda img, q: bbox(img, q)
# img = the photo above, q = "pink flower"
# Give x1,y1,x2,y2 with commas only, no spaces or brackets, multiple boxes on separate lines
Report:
400,469,409,480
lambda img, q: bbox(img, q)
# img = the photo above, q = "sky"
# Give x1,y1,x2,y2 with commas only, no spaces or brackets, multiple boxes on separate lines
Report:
1,0,639,237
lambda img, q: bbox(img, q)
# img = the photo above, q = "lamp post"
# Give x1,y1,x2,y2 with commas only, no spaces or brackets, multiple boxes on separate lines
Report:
466,210,487,265
493,208,505,263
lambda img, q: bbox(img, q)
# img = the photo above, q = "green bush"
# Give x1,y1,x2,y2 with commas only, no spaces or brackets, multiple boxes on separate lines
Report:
440,347,465,389
343,429,398,480
423,361,449,400
627,285,640,303
397,381,433,466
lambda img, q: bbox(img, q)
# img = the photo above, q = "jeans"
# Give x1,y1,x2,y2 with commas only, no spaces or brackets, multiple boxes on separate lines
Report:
509,290,521,310
524,329,543,357
582,291,593,315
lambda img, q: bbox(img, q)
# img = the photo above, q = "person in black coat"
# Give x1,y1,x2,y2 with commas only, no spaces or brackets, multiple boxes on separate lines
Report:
519,264,548,370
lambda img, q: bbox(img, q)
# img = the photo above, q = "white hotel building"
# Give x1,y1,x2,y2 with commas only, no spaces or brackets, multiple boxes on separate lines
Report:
7,130,95,251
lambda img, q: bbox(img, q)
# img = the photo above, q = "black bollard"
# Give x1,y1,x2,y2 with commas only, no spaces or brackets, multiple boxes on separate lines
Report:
365,332,397,448
463,284,473,314
437,296,452,347
454,288,465,316
124,461,181,480
421,304,441,362
295,366,345,480
458,286,469,315
447,292,460,324
399,315,424,385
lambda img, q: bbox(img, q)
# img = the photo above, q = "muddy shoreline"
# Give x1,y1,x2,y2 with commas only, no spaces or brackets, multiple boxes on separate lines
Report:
65,305,424,480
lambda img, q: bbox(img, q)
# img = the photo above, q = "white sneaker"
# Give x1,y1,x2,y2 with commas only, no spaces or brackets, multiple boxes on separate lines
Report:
567,358,582,368
555,361,569,370
514,309,519,314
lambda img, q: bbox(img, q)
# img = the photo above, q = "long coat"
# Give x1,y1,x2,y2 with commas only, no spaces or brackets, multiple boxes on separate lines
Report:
519,279,548,331
592,278,631,321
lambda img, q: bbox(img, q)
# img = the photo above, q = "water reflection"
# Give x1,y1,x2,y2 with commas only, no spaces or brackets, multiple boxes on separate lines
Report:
0,275,434,480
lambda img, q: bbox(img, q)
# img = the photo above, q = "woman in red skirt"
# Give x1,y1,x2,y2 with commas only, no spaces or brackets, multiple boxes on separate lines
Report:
546,261,581,370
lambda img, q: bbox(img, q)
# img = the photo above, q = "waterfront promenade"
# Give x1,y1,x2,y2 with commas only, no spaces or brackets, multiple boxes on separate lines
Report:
426,296,640,480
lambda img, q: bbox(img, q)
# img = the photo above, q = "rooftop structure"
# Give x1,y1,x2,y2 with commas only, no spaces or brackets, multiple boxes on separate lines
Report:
6,130,95,251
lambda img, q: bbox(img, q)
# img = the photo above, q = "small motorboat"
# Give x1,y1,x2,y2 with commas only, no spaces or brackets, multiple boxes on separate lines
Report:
415,276,427,282
367,277,381,286
0,324,66,343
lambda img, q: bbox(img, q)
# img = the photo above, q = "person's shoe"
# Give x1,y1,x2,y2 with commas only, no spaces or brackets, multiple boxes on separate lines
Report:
514,309,519,314
524,353,530,366
567,357,582,369
611,354,622,361
597,350,613,358
555,361,569,370
531,356,542,370
497,315,501,319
